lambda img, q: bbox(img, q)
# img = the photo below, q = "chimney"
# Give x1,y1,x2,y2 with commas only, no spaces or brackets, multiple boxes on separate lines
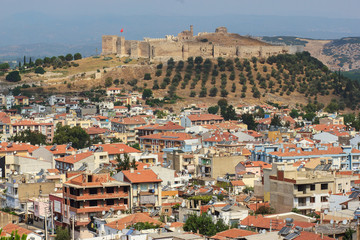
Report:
130,168,134,173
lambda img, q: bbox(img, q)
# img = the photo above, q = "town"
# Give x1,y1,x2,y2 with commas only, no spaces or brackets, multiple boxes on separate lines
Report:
0,88,358,240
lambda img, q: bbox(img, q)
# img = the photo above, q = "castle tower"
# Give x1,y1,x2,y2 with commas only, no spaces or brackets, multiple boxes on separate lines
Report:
190,25,194,36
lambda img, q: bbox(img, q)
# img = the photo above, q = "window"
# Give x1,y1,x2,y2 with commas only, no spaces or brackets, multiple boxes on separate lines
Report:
106,199,114,206
310,184,315,191
106,187,114,194
321,196,328,202
310,197,315,203
297,185,306,192
133,185,137,190
338,184,342,190
89,188,98,195
89,200,98,206
124,199,128,205
165,208,169,213
321,184,328,190
141,184,148,191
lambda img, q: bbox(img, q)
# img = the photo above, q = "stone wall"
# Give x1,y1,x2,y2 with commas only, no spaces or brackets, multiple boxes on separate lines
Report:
102,26,304,60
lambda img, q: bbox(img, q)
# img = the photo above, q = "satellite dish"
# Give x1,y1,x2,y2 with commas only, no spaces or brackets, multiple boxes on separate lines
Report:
330,220,334,224
324,209,329,215
54,188,58,192
117,210,121,215
102,211,106,215
343,220,348,225
54,216,58,220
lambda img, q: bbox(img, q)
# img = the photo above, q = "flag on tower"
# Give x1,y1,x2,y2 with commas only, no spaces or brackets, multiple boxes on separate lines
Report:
120,28,124,33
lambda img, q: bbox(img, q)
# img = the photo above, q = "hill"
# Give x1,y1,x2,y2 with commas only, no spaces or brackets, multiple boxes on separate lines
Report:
261,36,360,71
3,52,360,112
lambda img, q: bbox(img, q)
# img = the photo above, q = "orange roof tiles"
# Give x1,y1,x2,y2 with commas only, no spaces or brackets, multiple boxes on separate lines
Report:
187,114,224,121
139,132,198,141
295,231,334,240
0,142,39,153
241,215,316,230
44,144,75,154
55,151,93,164
94,143,141,154
204,132,238,142
120,116,147,125
268,146,358,158
122,169,162,183
231,180,245,186
0,112,11,124
210,229,257,239
2,223,34,236
86,127,109,135
105,213,163,230
170,222,184,228
246,202,270,211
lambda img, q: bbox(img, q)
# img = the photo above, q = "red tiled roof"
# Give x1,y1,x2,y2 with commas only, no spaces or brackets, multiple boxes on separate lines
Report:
312,124,347,132
44,144,76,154
241,161,272,169
86,127,109,135
246,202,270,211
2,223,34,236
107,87,122,91
268,146,359,158
138,132,197,141
105,213,163,230
0,112,11,124
295,231,334,240
170,222,184,228
245,130,262,138
119,116,147,125
204,131,238,142
122,169,162,183
187,114,224,121
47,169,60,174
55,152,93,164
155,121,184,131
200,204,227,214
94,143,141,154
241,215,315,230
231,180,245,186
210,229,257,239
0,142,39,153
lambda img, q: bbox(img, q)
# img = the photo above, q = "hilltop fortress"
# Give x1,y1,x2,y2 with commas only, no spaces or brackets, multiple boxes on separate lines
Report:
102,26,303,61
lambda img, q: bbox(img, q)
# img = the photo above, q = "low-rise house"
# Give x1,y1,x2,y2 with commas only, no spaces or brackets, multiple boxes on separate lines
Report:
139,132,200,153
181,114,224,128
114,169,162,211
2,223,43,240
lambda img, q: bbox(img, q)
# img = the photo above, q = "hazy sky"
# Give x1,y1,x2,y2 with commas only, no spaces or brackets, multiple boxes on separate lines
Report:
2,0,360,19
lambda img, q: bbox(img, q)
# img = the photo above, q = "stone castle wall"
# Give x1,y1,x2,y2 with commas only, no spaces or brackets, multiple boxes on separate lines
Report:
102,27,304,60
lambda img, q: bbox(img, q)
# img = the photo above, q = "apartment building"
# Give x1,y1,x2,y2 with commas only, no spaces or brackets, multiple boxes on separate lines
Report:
62,172,130,230
138,132,200,153
263,162,357,214
181,114,224,128
251,143,360,170
12,120,54,143
115,169,162,212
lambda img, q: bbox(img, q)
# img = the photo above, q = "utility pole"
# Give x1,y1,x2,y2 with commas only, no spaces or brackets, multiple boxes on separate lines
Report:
50,201,54,235
72,216,75,240
44,213,48,240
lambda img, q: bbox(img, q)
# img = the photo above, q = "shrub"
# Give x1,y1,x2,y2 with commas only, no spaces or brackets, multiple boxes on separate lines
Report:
6,71,21,82
34,67,46,74
144,73,152,80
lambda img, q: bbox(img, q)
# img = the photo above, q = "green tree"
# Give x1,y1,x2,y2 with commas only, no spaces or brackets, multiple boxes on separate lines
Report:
142,89,153,99
290,109,299,119
55,227,71,240
221,105,237,121
0,63,10,70
116,153,137,172
255,206,275,215
209,86,218,97
194,56,203,64
74,53,82,60
190,91,196,97
144,73,152,80
241,114,257,130
53,124,90,149
343,228,355,240
183,213,229,236
65,54,73,61
10,129,47,145
105,77,113,87
35,59,43,66
270,115,282,127
242,186,254,194
34,67,46,74
130,222,161,230
6,71,21,82
217,99,228,109
291,208,301,214
208,105,219,114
